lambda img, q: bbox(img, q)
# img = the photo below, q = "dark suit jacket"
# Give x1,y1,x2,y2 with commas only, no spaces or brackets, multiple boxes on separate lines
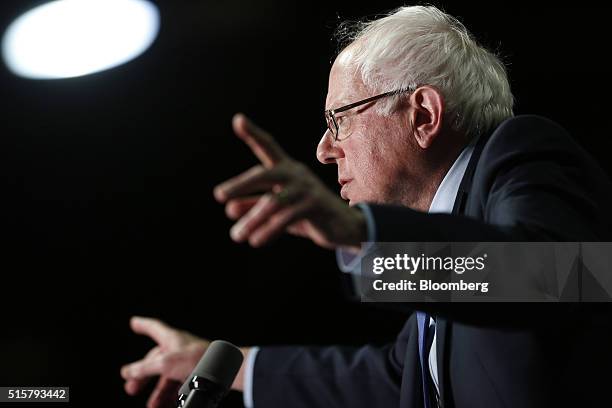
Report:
252,116,612,407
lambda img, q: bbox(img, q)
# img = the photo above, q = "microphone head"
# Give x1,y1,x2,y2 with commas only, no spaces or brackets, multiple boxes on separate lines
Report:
185,340,244,392
178,382,190,398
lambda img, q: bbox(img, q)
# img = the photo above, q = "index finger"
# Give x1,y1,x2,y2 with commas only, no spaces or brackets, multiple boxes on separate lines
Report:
233,113,288,167
122,346,161,394
120,353,166,380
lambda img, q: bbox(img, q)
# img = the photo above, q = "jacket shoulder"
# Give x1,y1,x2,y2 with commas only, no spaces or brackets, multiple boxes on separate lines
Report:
466,115,612,239
483,114,577,157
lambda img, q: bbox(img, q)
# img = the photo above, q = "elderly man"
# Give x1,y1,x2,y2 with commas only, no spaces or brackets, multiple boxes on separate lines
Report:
121,6,612,408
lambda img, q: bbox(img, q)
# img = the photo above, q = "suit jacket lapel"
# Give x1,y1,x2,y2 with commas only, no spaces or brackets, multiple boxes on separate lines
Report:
451,132,490,215
437,132,491,407
435,317,448,407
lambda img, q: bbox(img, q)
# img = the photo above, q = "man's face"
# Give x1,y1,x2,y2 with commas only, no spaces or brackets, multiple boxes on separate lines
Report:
317,57,424,208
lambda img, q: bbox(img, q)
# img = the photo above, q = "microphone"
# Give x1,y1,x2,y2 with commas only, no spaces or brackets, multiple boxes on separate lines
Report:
177,340,244,408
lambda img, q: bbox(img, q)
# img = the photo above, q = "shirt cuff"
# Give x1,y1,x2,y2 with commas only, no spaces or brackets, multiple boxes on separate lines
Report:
356,203,377,242
335,203,377,274
242,346,260,408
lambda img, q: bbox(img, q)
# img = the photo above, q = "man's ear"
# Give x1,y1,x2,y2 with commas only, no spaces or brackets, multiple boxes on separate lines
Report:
407,86,445,149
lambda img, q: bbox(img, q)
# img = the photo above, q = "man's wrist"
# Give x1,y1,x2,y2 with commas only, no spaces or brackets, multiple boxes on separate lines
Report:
231,347,251,392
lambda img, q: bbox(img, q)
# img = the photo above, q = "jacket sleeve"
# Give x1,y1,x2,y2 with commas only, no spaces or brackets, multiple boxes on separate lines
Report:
251,315,416,408
369,116,612,243
363,116,612,324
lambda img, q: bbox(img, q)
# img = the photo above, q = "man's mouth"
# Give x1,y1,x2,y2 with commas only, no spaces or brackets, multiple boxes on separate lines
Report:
339,178,352,200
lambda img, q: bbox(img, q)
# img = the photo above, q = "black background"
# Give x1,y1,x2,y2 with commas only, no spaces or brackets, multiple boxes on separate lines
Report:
0,1,610,407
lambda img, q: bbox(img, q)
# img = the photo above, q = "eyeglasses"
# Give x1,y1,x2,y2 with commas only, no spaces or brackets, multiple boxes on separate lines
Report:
324,88,411,141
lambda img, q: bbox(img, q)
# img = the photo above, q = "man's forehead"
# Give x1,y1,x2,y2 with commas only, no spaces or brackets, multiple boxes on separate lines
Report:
327,52,364,108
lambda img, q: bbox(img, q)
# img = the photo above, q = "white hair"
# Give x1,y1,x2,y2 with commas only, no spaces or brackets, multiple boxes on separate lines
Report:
335,5,514,139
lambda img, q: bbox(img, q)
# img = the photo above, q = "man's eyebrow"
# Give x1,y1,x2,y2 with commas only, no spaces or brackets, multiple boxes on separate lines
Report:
327,94,374,115
326,94,356,111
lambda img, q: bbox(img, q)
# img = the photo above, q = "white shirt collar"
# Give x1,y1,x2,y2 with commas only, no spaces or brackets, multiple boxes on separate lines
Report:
428,144,475,214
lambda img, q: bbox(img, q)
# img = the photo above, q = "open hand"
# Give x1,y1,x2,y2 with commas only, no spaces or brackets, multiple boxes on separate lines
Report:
120,317,209,408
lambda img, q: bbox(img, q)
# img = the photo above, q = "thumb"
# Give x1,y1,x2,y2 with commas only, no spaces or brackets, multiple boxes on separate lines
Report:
130,316,175,346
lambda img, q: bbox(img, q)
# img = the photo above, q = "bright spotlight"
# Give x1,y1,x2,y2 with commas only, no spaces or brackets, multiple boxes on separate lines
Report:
1,0,160,79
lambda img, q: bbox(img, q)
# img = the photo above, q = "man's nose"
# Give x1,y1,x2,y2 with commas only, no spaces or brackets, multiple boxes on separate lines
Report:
316,130,344,164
